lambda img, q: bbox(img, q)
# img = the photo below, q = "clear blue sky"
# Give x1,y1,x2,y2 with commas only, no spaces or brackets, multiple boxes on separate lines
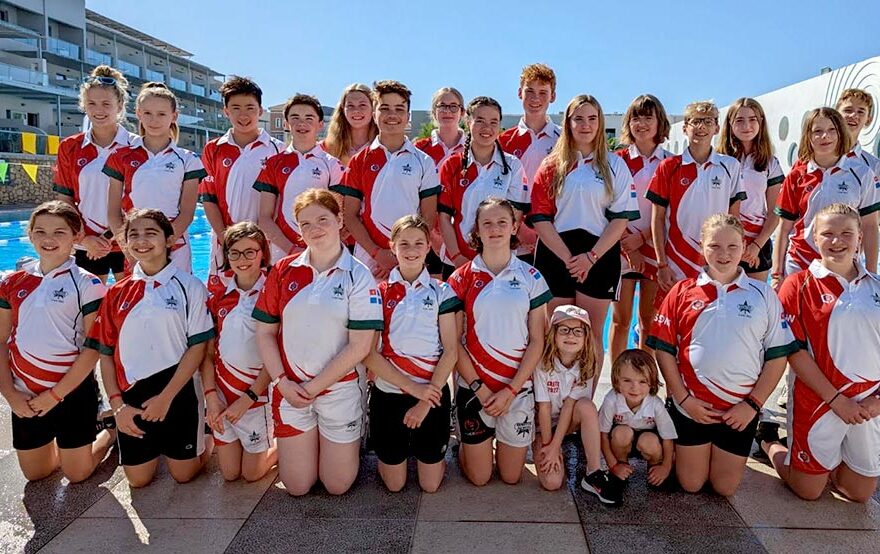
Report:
87,0,880,115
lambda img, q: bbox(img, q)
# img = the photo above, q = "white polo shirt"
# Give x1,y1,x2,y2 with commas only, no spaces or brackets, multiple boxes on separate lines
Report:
438,147,529,260
598,390,677,440
646,149,746,280
499,117,561,184
739,154,785,241
374,268,462,394
333,137,440,250
533,358,594,425
0,258,105,395
102,137,206,220
253,247,383,393
85,262,214,391
775,155,880,272
647,268,797,413
207,270,268,405
779,259,880,386
529,151,640,236
200,129,284,226
448,255,552,392
254,144,345,255
53,126,136,241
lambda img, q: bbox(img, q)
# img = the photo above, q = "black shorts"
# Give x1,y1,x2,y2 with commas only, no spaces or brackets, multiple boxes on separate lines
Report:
534,229,621,300
517,252,536,265
11,375,100,451
621,271,647,280
425,250,444,276
456,386,495,445
369,386,451,465
668,401,758,457
740,240,773,274
118,365,203,466
440,262,457,281
74,249,124,277
610,424,659,459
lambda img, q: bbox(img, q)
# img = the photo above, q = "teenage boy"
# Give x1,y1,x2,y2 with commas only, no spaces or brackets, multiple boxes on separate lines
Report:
332,80,440,279
200,77,283,273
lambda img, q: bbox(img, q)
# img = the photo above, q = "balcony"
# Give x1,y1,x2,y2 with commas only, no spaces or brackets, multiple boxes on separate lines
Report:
191,83,205,96
46,37,80,60
170,76,187,92
116,58,141,78
144,68,164,83
0,61,47,87
208,90,221,102
86,49,112,66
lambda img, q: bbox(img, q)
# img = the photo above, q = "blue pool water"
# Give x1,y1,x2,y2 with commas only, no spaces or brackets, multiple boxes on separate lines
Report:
0,205,638,348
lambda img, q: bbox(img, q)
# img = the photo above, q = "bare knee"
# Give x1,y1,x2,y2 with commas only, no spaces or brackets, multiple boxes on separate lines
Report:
169,467,199,484
636,433,662,459
126,473,154,488
610,425,635,447
323,478,355,496
677,469,705,494
539,472,564,491
381,474,406,493
463,464,492,486
63,466,94,484
710,479,740,497
499,467,523,485
789,483,823,501
22,465,56,482
576,399,598,421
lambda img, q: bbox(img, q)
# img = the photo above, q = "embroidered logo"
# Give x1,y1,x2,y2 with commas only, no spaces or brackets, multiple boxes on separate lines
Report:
402,163,412,175
312,167,322,179
737,300,753,317
838,182,849,193
493,175,504,189
16,289,28,299
474,279,485,289
873,292,880,307
346,420,358,431
51,288,67,302
222,158,233,168
120,301,130,311
218,308,228,318
249,431,261,443
820,293,836,304
690,299,705,311
613,414,625,424
513,149,523,157
710,176,721,189
547,380,560,394
288,281,299,292
164,161,176,172
509,277,521,289
422,296,434,309
332,284,344,299
130,160,140,168
386,299,398,309
281,166,292,175
797,450,810,464
77,157,88,167
680,177,690,185
370,164,380,172
369,289,381,304
514,415,531,437
459,178,470,187
165,296,179,309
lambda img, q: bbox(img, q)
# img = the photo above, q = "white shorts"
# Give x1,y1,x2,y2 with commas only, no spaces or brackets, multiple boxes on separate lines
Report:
213,400,274,454
271,381,363,444
786,381,880,477
479,388,535,448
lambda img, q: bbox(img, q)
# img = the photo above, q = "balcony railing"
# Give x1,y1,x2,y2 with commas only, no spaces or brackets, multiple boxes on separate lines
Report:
191,83,205,96
0,61,47,87
144,69,165,83
170,77,187,92
46,37,80,60
86,49,112,66
116,59,141,78
208,90,221,102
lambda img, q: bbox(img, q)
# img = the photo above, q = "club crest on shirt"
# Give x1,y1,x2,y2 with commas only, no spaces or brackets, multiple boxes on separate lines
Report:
614,414,625,424
474,279,485,289
402,163,412,176
737,301,753,317
514,415,531,437
509,277,521,290
332,284,344,299
873,292,880,307
422,296,434,309
51,287,68,302
222,158,233,168
837,182,849,193
690,299,705,311
386,299,398,309
820,293,836,304
312,167,322,179
680,177,690,186
218,307,228,318
165,296,179,309
77,157,88,167
493,176,504,189
797,450,810,463
281,166,292,175
547,380,559,394
513,149,523,157
120,301,130,311
459,178,470,187
164,161,176,172
16,289,28,299
287,281,299,292
370,164,380,172
710,176,721,189
130,160,140,168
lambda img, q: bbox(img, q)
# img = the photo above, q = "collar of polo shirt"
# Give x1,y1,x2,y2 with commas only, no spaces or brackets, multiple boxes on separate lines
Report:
217,128,271,148
284,142,322,157
129,135,180,157
516,116,556,138
25,256,75,278
430,128,466,150
576,151,595,165
131,260,178,285
290,245,353,274
695,266,750,290
225,269,268,295
368,136,418,156
627,143,665,162
466,144,506,170
806,153,849,175
388,267,431,288
82,124,131,150
681,146,722,168
471,253,521,277
808,257,878,283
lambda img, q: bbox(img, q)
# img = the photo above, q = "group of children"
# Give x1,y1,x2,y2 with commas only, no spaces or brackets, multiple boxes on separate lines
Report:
1,61,878,508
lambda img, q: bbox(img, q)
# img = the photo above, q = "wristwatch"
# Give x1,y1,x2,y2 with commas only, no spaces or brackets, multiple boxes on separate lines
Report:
244,389,259,402
102,229,114,239
468,379,483,393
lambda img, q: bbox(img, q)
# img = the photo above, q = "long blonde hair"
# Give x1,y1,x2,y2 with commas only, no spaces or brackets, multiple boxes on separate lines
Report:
548,95,612,199
324,83,378,162
136,82,179,141
539,320,597,386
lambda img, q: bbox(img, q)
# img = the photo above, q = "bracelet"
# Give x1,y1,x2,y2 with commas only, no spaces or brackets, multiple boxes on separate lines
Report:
744,395,762,412
244,389,259,402
109,393,122,402
204,388,217,396
827,391,842,406
504,384,518,396
49,389,63,403
587,250,599,263
113,403,128,416
657,261,668,269
447,251,461,260
678,392,691,405
770,272,783,278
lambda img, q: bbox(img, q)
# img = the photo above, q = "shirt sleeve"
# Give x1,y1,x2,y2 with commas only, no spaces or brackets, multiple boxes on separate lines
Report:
437,281,463,314
527,267,553,310
79,273,107,316
198,144,218,203
447,264,470,300
767,156,785,188
762,286,799,361
533,368,550,403
729,159,747,204
774,168,802,221
526,161,557,225
328,155,345,188
83,289,118,355
0,274,11,310
102,149,125,182
183,152,207,182
418,154,441,199
347,265,384,330
857,167,880,216
253,261,282,324
645,157,672,207
51,141,76,197
651,396,678,440
598,391,616,433
253,155,280,196
777,273,806,349
186,280,215,346
332,154,364,199
645,281,682,355
605,156,640,221
505,157,531,213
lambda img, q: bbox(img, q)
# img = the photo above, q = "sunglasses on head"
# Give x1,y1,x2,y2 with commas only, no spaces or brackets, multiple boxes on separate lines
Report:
85,76,117,86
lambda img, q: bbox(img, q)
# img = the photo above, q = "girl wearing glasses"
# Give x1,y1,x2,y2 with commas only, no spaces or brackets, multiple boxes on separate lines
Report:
201,222,277,482
771,107,880,289
414,87,467,167
532,305,605,496
54,65,137,283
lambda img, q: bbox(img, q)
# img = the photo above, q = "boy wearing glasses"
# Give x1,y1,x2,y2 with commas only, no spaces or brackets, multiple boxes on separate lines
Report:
333,80,440,279
200,77,284,273
647,101,745,291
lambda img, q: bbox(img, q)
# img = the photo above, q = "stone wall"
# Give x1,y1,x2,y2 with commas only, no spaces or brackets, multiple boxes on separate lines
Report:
0,154,55,208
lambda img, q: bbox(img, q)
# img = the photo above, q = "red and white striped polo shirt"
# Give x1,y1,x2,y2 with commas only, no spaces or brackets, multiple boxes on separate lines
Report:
207,269,268,406
0,258,105,394
738,154,784,241
774,156,880,272
375,268,462,394
85,262,214,391
53,126,136,244
498,117,561,184
448,255,552,392
438,147,529,260
414,129,466,167
647,268,797,413
199,129,284,226
646,149,746,280
252,247,383,393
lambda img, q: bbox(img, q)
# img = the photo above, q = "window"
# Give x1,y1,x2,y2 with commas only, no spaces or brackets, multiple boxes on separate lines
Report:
55,73,67,81
0,10,9,22
275,117,282,128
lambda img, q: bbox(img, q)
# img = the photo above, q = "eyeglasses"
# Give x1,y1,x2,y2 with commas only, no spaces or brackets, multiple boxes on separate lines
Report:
85,76,117,86
227,248,260,261
556,326,586,337
686,117,716,128
436,103,461,113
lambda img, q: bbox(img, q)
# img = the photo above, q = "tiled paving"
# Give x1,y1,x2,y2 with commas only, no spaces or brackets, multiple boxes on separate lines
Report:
1,373,878,553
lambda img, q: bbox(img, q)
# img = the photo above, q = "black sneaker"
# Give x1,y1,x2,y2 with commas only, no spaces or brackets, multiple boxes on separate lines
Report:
752,422,785,463
580,470,621,506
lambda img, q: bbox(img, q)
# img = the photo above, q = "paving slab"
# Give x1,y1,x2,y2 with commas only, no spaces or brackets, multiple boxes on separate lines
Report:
729,462,880,529
248,454,421,520
753,528,880,554
39,517,245,553
225,517,415,554
585,524,767,554
81,456,275,520
411,521,586,553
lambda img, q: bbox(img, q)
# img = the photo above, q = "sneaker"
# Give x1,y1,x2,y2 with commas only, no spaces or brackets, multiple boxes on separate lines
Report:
580,470,621,506
752,422,786,463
